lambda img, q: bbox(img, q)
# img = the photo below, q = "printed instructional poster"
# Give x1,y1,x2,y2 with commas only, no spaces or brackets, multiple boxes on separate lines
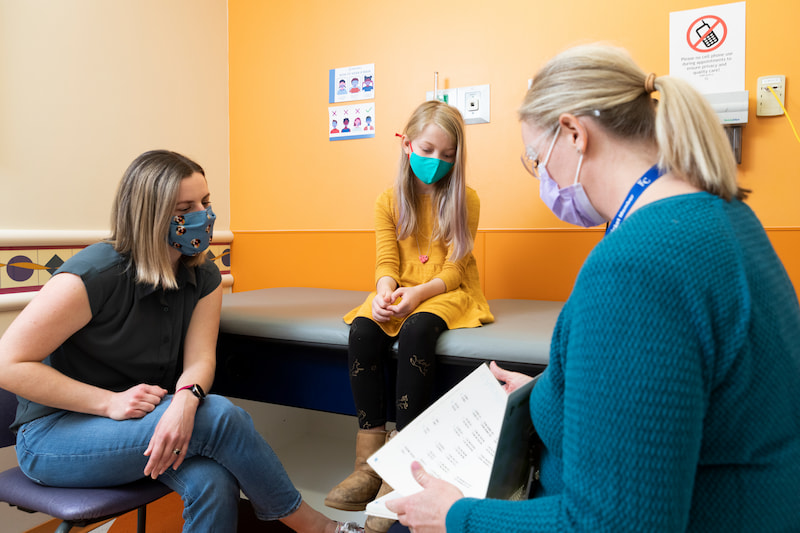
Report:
329,63,375,103
329,103,375,141
669,2,745,94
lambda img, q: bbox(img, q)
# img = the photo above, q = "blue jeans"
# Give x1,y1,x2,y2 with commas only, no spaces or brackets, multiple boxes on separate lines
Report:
15,394,301,533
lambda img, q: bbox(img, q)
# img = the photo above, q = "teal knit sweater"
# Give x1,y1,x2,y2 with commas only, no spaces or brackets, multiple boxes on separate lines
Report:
447,193,800,532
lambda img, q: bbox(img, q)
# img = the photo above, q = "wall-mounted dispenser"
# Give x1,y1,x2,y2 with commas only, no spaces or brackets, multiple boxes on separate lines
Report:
705,90,749,164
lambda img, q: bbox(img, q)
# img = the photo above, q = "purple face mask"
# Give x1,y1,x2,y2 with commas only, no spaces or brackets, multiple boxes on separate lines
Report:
537,126,606,228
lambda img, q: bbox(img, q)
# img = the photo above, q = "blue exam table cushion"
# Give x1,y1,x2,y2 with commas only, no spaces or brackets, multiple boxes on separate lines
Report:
219,287,560,366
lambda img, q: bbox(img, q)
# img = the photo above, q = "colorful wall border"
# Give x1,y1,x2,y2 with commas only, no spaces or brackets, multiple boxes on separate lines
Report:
0,230,233,312
0,244,231,295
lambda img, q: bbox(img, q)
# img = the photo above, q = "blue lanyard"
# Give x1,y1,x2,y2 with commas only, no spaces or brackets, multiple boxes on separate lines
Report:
606,165,663,235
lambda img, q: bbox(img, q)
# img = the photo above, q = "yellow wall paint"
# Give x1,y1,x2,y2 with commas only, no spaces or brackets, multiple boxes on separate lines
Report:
230,0,800,299
231,231,376,292
231,230,594,301
230,229,800,301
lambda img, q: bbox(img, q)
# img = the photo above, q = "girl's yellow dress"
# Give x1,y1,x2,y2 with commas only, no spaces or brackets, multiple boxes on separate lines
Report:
344,186,494,335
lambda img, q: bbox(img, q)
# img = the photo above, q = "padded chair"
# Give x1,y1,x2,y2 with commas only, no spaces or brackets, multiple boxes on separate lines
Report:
0,386,173,533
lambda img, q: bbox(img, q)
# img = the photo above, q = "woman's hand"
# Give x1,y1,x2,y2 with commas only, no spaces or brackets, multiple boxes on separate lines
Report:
489,360,534,394
385,461,463,533
142,283,218,478
142,393,198,479
106,383,167,421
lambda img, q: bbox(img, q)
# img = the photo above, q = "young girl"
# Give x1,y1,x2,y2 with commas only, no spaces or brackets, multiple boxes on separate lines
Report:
0,150,361,533
325,101,494,531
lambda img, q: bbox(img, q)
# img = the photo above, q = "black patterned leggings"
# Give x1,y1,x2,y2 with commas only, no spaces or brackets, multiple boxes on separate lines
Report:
347,313,447,430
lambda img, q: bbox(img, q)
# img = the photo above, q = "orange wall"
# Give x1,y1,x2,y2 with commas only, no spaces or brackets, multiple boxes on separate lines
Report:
229,0,800,300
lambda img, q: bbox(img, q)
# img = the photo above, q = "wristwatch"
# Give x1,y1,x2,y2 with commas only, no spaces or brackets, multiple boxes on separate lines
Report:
177,383,206,401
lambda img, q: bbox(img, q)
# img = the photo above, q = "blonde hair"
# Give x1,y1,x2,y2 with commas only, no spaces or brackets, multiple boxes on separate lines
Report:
109,150,207,289
395,100,472,261
518,44,745,201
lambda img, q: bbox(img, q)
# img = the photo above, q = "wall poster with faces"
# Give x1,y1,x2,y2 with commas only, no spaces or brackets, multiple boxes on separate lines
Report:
328,103,375,141
328,63,375,141
329,63,375,104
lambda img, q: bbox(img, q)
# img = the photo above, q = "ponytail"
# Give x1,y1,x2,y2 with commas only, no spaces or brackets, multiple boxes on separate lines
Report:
654,75,743,200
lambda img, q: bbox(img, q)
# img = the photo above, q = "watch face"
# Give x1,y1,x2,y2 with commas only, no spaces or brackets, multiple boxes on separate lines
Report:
192,384,206,399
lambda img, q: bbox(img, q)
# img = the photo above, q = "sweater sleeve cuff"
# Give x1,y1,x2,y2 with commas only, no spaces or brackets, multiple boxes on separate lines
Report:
446,497,477,531
374,268,398,286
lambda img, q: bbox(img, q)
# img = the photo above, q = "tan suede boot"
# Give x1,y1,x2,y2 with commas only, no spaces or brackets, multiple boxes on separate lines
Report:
364,479,395,533
364,430,397,533
325,429,387,511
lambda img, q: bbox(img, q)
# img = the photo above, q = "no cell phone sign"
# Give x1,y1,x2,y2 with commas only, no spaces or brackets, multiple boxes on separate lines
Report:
686,15,727,53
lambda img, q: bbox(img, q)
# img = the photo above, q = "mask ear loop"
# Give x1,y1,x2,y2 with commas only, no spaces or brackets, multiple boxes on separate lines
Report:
397,132,414,156
541,124,562,167
573,151,584,185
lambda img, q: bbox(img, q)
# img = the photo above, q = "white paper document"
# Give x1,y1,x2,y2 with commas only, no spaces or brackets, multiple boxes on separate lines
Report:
365,364,537,519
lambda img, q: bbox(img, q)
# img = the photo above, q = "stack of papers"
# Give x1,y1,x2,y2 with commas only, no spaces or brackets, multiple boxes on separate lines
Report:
365,364,538,519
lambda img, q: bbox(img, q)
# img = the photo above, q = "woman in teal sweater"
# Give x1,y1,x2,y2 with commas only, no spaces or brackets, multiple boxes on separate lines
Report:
386,44,800,532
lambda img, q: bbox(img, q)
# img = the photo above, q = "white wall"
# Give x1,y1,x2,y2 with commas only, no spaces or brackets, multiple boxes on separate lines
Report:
0,0,230,233
0,1,230,529
0,0,231,315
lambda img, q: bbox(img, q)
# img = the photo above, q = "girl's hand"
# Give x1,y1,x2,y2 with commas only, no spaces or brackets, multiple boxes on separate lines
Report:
386,286,422,319
106,384,167,421
142,393,198,479
372,288,396,322
385,461,463,533
489,360,534,394
372,277,398,322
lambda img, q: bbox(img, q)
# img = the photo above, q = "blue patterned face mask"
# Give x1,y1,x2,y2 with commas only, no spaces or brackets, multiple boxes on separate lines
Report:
409,149,454,185
169,206,216,256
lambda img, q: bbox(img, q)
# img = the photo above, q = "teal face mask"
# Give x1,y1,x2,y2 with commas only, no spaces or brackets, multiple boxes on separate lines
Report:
409,150,454,185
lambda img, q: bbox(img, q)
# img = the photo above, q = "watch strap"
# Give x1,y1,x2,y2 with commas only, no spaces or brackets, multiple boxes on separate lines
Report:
177,383,206,400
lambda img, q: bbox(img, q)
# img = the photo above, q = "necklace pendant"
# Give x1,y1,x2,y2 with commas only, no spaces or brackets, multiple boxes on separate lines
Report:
419,255,429,264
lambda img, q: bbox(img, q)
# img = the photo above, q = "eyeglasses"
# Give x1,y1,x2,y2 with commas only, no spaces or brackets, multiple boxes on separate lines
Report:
520,146,540,179
520,124,563,180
